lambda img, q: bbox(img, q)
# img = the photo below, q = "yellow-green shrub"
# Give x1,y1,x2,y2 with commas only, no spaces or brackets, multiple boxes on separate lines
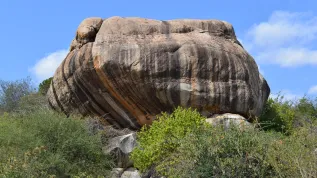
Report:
130,107,208,172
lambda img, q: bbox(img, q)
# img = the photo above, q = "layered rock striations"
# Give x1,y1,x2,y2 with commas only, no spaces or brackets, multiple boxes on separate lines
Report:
47,17,270,130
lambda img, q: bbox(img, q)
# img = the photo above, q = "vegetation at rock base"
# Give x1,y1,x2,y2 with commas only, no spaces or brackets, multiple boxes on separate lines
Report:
0,78,114,177
0,110,114,177
0,77,317,177
130,107,209,172
132,97,317,178
148,123,317,178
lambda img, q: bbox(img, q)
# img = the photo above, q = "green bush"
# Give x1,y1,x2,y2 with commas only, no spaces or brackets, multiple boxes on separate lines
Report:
132,107,317,178
156,126,279,177
0,109,114,177
130,107,209,172
294,97,317,125
259,96,296,134
159,124,317,178
259,95,317,134
38,77,52,95
266,123,317,178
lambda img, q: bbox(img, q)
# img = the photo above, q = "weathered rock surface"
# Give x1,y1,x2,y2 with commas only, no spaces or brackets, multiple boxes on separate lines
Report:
110,168,125,178
206,113,252,130
105,133,137,168
110,167,143,178
47,16,270,129
120,168,141,178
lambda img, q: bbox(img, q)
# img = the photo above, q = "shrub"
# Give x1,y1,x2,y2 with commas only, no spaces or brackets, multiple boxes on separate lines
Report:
157,126,279,178
0,109,114,177
38,77,52,95
131,107,317,178
294,97,317,126
266,122,317,178
16,93,49,114
130,107,208,172
155,123,317,178
259,96,295,134
259,95,317,134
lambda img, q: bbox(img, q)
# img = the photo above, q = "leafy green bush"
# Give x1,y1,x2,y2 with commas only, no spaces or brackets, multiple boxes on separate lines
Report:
38,77,52,95
259,96,296,134
259,95,317,134
294,97,317,126
132,107,317,178
266,123,317,178
156,126,279,178
130,107,208,172
296,97,317,116
0,109,114,177
160,124,316,178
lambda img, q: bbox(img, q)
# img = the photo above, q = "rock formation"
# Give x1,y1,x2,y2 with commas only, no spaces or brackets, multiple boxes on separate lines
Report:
47,16,270,130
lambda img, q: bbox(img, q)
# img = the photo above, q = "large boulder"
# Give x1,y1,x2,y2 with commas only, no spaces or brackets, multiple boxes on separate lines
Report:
47,17,270,130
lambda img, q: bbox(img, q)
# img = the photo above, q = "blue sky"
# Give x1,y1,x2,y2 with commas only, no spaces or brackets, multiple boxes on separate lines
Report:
1,0,317,99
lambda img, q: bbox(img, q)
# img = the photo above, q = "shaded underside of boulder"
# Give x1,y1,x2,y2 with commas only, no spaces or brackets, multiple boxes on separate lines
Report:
47,17,270,130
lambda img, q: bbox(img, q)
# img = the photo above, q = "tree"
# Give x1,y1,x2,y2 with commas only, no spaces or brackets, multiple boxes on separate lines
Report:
38,77,53,95
0,77,35,112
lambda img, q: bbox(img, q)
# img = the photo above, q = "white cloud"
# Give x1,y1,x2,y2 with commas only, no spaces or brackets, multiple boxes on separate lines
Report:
270,90,302,101
257,47,317,67
245,11,317,67
308,85,317,94
31,50,68,82
248,11,317,47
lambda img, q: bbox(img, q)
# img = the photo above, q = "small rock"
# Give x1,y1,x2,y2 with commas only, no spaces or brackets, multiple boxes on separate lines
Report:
206,113,252,130
104,133,137,168
120,168,141,178
110,168,125,178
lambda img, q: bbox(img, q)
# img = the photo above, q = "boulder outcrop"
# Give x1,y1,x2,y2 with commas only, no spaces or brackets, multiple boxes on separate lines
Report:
47,17,270,130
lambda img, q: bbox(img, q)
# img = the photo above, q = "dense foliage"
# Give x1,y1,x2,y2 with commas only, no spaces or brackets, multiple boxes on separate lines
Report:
132,103,317,177
259,95,317,134
154,124,316,178
259,97,295,134
0,78,114,177
0,109,114,177
130,107,208,172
